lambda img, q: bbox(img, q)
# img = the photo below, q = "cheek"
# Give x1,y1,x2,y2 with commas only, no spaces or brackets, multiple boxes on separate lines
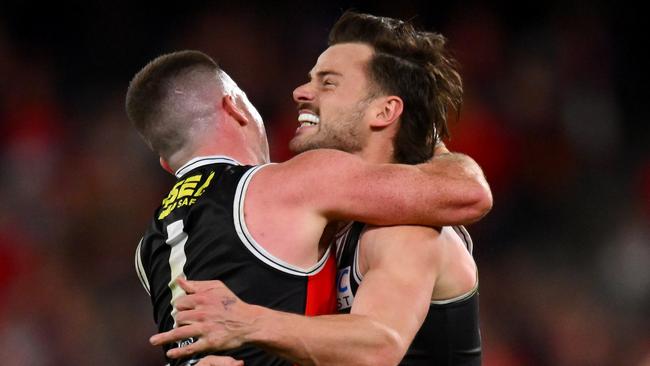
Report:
320,96,351,120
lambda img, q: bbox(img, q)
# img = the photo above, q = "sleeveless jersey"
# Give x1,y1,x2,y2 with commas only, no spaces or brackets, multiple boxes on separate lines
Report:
334,222,482,365
135,156,337,366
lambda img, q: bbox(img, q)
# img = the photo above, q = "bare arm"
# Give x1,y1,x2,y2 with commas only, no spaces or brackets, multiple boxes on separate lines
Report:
246,226,438,365
259,148,491,228
415,144,491,225
151,226,439,366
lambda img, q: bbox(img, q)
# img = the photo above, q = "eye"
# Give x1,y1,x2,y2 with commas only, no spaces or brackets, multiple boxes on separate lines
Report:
322,79,336,88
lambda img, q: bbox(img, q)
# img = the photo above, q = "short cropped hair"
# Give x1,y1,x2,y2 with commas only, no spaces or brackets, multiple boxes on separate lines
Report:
329,11,463,164
125,50,221,159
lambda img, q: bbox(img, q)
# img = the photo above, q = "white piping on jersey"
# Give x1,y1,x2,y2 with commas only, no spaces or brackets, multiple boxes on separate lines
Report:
334,222,354,265
135,238,150,295
352,225,366,284
334,222,354,239
430,226,478,305
234,164,331,276
165,220,190,327
334,223,365,284
175,155,242,178
346,224,479,306
430,280,479,305
453,225,473,254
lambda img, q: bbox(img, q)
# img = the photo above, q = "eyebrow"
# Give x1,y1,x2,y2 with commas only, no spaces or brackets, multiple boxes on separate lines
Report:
308,70,343,80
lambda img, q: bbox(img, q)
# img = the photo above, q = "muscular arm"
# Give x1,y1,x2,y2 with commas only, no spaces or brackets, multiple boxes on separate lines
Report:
259,148,491,228
152,226,439,366
248,226,438,365
241,146,489,269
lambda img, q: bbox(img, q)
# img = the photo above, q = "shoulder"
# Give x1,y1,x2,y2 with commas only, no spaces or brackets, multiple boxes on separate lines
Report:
249,149,367,204
361,225,442,247
359,225,442,269
268,149,364,174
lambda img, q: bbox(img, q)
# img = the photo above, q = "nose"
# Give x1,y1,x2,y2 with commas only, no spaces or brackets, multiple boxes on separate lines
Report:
293,82,314,103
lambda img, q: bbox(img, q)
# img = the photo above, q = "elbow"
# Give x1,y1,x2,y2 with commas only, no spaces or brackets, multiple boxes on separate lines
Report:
358,327,407,366
475,180,493,218
463,180,493,224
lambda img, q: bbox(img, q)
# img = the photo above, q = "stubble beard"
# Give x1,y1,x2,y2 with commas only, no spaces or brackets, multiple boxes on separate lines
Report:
289,119,365,154
289,103,369,155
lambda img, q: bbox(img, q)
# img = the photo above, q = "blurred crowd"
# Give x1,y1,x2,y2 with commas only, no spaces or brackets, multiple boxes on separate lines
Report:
0,2,647,365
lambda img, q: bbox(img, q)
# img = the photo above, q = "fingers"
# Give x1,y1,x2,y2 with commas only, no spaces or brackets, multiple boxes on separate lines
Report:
166,338,211,359
178,278,226,294
153,280,244,362
174,290,228,311
175,309,209,326
177,277,197,294
195,356,244,366
174,280,237,312
174,294,199,311
150,325,200,346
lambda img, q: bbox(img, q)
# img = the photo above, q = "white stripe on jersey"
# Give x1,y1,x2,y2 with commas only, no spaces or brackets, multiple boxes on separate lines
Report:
333,223,365,285
342,224,479,306
135,238,150,295
430,226,478,305
166,220,189,327
175,155,242,178
233,164,331,276
453,225,474,254
334,223,353,266
352,230,364,284
430,285,479,305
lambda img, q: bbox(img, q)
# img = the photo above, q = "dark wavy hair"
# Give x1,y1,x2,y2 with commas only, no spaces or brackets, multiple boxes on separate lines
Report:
329,11,463,164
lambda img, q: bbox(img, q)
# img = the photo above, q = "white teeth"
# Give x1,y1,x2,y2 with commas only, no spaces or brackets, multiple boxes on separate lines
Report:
298,113,320,124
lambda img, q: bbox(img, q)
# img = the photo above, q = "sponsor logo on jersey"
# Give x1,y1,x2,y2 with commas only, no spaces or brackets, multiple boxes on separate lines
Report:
159,171,215,219
337,266,354,310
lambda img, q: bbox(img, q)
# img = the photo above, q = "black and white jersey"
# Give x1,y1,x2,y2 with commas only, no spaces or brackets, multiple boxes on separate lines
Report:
136,156,337,366
334,222,482,366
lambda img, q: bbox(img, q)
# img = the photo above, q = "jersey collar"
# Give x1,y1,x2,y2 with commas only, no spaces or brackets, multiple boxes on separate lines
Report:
175,155,242,178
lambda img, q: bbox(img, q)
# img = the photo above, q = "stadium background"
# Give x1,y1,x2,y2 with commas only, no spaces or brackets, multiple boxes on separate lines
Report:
0,1,647,365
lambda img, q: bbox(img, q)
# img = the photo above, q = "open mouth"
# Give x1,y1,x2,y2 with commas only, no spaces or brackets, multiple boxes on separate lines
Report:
298,112,320,128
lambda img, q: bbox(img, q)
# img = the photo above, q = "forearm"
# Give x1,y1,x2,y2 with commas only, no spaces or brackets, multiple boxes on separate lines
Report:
415,152,492,225
279,149,491,228
245,307,404,366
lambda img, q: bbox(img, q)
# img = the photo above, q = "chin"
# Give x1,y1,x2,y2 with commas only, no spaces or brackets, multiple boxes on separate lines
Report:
289,140,319,154
288,139,306,154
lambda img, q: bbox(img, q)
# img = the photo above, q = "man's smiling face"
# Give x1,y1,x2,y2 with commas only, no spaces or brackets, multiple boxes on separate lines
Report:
289,43,378,154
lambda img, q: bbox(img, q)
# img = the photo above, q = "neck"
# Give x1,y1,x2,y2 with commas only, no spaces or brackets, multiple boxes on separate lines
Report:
168,138,265,173
192,144,264,166
356,138,395,165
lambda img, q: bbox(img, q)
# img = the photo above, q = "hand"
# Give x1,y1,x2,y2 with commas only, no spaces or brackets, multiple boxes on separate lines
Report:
195,355,244,366
150,278,257,360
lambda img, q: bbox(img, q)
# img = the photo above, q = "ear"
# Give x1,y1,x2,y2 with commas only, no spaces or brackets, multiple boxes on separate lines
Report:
159,157,174,175
222,95,249,126
370,96,403,128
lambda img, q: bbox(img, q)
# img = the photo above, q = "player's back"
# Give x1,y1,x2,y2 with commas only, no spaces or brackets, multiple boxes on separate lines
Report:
136,156,336,366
